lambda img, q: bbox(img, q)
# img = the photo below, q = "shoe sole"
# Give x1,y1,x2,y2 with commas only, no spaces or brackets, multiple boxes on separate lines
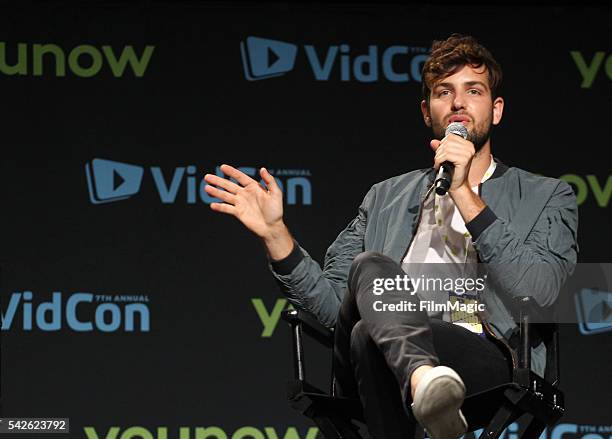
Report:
412,367,468,439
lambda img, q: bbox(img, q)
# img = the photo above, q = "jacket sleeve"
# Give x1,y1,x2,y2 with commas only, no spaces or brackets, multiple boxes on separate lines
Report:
467,180,579,307
267,185,376,327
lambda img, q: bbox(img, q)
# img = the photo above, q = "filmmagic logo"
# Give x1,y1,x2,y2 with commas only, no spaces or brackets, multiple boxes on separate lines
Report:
1,291,150,332
85,159,312,205
0,41,154,77
240,36,429,82
570,50,612,88
371,275,486,314
574,288,612,336
373,299,486,314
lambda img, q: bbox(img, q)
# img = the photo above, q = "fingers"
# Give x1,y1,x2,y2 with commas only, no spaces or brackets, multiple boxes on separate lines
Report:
204,184,237,204
204,173,241,194
205,165,279,193
210,202,237,215
433,137,475,167
259,167,279,195
434,148,473,169
218,164,256,187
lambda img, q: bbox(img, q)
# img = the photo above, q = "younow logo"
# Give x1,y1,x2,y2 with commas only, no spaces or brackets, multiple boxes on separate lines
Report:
240,36,429,82
83,426,319,439
85,159,312,205
252,298,294,338
559,174,612,207
0,41,154,77
570,50,612,88
1,291,150,332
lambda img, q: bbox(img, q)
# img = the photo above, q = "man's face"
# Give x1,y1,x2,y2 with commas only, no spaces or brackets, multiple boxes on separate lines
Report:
421,64,504,152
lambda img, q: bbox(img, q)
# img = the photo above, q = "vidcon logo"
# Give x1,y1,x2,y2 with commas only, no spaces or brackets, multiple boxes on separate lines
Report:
575,288,612,335
240,36,429,82
241,37,298,80
85,159,312,205
1,291,150,332
86,159,144,204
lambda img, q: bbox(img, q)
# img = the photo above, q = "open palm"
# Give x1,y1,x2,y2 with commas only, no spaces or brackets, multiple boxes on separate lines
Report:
204,164,284,239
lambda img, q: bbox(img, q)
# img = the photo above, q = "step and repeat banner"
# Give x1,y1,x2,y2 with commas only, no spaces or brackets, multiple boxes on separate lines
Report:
1,2,610,438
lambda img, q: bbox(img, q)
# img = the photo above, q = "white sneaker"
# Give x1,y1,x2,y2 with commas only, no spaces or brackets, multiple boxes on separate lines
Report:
411,366,468,439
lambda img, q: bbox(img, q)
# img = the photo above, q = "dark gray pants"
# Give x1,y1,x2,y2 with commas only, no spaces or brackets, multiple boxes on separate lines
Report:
333,252,511,439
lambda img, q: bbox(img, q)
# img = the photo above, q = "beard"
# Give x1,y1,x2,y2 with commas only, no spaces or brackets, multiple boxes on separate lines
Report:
432,113,494,153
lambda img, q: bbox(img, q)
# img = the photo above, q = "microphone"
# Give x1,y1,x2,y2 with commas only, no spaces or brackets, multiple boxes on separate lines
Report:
434,122,469,196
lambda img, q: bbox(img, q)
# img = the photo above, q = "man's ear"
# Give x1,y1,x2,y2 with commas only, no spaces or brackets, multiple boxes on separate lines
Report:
420,99,432,127
492,96,504,126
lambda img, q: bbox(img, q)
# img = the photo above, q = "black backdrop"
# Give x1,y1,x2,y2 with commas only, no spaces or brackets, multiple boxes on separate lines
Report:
1,1,611,438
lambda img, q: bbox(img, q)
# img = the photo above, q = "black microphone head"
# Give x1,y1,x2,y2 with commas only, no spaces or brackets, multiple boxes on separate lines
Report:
445,122,468,140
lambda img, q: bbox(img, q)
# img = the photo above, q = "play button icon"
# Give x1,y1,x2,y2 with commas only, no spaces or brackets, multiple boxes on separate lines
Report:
266,46,280,70
240,36,298,81
85,158,144,204
113,169,126,192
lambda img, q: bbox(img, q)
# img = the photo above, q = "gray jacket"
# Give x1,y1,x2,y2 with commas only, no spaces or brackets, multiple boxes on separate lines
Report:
269,159,579,377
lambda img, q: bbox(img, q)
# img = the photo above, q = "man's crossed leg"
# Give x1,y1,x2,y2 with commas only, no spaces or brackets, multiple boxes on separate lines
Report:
333,252,511,439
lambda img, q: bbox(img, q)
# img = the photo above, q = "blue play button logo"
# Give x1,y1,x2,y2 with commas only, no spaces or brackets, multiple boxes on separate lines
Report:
575,288,612,335
240,36,298,81
85,159,144,204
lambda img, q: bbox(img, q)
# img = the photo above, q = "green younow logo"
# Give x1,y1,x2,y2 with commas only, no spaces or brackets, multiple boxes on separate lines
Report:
252,298,294,338
0,42,154,77
83,426,319,439
570,51,611,88
560,174,612,207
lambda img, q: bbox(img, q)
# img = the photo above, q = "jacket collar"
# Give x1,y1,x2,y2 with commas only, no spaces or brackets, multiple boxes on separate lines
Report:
488,157,510,180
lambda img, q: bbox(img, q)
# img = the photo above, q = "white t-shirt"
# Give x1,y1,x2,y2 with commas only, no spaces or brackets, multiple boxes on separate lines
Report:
401,156,496,331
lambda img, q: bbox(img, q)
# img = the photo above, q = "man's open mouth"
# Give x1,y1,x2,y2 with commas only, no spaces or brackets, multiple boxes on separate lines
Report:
448,115,471,124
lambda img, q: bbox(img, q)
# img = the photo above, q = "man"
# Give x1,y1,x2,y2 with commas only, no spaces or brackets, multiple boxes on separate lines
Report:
204,34,578,439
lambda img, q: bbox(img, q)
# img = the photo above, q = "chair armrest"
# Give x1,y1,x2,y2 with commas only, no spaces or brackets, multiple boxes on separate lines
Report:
512,296,560,386
282,309,334,349
513,296,549,322
513,296,534,370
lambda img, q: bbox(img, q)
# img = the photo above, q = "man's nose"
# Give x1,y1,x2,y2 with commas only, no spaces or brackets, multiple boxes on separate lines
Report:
451,92,466,111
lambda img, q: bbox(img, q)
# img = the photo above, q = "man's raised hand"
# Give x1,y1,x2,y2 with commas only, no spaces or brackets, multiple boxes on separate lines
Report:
204,164,294,260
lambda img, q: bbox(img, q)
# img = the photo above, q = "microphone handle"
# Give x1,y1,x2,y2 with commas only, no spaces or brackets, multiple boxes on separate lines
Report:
435,161,454,195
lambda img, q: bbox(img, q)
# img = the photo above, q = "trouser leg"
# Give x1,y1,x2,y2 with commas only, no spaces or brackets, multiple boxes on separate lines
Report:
429,319,512,394
347,320,422,439
333,251,439,407
333,251,437,439
332,252,512,439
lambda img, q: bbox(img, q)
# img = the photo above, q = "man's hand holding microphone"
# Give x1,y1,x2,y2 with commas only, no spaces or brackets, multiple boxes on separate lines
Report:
431,121,476,195
431,121,487,223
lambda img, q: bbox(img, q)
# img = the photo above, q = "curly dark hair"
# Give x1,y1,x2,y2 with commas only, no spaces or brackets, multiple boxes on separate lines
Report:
421,34,502,102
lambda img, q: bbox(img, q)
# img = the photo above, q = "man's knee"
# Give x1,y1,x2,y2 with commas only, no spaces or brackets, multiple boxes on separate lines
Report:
352,251,387,267
348,251,396,289
350,251,391,277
